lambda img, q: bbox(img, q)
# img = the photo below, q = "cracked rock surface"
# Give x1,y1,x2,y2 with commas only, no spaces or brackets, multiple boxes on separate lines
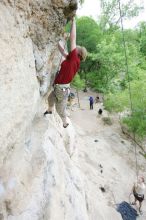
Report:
0,1,86,219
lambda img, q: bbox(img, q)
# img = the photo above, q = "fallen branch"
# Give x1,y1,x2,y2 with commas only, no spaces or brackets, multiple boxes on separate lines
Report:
120,123,146,154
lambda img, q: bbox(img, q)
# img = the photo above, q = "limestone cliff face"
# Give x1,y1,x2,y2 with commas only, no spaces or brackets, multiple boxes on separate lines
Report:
0,1,89,219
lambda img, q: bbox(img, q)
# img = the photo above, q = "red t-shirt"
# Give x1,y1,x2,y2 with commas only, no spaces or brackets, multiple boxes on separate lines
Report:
54,48,80,84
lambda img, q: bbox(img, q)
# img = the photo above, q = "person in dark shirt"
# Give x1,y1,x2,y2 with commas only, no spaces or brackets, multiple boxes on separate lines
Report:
44,17,87,128
95,96,100,103
89,96,94,110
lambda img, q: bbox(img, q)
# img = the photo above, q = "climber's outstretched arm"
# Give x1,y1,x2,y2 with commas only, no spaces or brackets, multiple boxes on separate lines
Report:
58,40,68,58
70,17,76,51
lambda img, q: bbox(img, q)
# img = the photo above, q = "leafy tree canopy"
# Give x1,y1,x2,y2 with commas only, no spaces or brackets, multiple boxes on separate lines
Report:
76,16,102,52
66,0,146,138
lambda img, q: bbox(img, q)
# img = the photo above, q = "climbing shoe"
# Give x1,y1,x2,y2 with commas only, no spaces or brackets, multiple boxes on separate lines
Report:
44,110,52,116
63,123,69,128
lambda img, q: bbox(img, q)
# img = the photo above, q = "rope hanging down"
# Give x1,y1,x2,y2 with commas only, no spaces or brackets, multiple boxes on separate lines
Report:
118,0,139,181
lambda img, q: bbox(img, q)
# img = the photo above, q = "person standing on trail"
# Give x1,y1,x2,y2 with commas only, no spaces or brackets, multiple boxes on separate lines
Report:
95,96,100,104
132,176,145,214
44,17,87,128
89,96,94,110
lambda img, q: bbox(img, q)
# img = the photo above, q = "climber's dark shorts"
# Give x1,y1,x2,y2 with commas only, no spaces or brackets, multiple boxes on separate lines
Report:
133,191,144,202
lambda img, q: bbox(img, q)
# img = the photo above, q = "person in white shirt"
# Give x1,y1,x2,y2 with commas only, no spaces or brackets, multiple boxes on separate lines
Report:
132,176,145,213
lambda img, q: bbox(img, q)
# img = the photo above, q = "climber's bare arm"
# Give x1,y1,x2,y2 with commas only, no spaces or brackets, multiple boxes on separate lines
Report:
70,17,76,51
132,182,137,193
58,41,68,58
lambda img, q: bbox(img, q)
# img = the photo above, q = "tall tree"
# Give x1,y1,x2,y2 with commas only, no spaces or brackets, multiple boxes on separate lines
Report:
76,16,101,52
138,22,146,56
99,0,143,30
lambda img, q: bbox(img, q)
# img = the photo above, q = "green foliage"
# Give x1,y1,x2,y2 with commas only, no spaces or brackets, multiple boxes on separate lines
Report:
71,74,85,90
76,13,143,93
123,112,146,138
67,0,146,138
99,0,143,30
104,70,146,138
140,36,146,55
138,22,146,56
104,91,129,112
76,16,101,52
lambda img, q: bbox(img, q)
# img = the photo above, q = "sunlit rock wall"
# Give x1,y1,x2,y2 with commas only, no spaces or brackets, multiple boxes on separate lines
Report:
0,1,90,219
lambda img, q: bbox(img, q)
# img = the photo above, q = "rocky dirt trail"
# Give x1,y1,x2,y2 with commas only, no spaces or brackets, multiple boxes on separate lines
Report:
69,90,146,220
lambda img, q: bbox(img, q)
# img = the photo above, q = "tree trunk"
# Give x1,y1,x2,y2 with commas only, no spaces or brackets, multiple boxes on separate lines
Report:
76,89,80,108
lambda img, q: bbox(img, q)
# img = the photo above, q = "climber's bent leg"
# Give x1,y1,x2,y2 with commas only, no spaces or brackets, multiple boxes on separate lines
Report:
54,85,70,127
44,90,56,115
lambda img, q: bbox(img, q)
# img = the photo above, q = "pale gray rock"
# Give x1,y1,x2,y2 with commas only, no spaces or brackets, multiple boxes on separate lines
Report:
0,0,92,220
0,1,124,220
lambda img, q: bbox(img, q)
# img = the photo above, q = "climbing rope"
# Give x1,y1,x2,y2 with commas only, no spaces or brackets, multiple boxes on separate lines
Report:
118,0,139,181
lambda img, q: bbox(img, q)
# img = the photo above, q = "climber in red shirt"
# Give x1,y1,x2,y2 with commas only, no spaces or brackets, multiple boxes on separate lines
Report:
44,17,87,128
